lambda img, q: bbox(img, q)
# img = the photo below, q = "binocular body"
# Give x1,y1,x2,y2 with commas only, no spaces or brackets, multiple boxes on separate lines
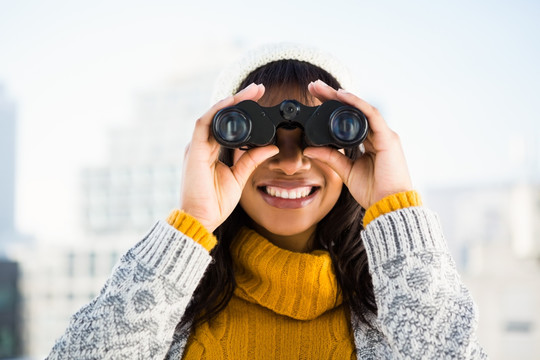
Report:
212,100,369,149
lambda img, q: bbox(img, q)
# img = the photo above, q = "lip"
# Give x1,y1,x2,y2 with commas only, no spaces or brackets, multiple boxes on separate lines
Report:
257,183,320,209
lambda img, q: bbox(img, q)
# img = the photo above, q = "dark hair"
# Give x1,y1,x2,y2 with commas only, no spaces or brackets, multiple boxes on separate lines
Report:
179,60,376,331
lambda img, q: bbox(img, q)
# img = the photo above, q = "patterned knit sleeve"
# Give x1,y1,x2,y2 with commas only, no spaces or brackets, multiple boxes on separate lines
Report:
46,220,212,360
361,207,488,359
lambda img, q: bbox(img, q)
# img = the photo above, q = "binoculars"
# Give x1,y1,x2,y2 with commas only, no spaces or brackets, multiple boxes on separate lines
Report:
212,100,368,149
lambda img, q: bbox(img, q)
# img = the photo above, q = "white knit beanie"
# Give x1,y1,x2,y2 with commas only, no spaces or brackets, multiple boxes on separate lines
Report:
211,42,353,104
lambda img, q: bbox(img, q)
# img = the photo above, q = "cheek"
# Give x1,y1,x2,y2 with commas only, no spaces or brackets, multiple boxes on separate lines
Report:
315,162,344,210
317,158,343,189
325,172,343,204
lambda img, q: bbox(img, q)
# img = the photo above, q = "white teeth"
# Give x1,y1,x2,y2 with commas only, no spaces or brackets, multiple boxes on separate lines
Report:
264,186,313,199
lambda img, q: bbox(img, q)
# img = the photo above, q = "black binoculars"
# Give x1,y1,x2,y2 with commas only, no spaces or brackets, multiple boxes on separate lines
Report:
212,100,369,149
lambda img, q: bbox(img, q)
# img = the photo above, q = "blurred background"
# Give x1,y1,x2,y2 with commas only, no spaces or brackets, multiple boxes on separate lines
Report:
0,0,539,358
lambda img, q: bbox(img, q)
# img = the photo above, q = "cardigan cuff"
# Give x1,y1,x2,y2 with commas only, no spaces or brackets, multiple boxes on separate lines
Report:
129,220,213,292
362,207,448,265
167,209,217,251
363,190,422,227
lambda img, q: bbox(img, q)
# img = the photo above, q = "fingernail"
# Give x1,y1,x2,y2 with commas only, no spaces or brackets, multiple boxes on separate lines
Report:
316,79,330,87
239,83,257,92
220,95,233,103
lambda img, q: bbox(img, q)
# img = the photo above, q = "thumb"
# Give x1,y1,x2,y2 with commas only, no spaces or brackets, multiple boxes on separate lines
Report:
303,147,354,185
231,145,279,188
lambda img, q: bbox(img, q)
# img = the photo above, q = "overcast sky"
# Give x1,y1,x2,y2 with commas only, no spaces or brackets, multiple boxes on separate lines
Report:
0,0,539,241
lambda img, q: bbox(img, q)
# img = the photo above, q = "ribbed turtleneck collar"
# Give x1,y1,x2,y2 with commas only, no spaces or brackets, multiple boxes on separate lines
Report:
230,227,342,321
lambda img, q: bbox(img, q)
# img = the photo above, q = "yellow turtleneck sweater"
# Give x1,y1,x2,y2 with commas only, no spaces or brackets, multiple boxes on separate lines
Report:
181,227,355,359
166,191,421,359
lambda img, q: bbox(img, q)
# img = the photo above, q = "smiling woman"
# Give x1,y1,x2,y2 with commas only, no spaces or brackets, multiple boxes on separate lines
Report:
46,43,487,359
230,76,346,250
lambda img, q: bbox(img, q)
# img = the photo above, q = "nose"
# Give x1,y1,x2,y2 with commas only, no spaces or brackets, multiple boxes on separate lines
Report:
267,128,311,175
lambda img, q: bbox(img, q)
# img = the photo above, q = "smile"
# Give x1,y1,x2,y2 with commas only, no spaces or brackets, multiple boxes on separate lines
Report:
257,185,320,209
263,185,315,199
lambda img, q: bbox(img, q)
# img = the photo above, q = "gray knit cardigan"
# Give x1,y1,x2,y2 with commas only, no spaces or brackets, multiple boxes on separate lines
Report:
47,207,487,359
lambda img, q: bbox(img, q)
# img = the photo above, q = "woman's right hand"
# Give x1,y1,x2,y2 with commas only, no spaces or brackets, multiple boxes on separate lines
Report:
180,83,279,233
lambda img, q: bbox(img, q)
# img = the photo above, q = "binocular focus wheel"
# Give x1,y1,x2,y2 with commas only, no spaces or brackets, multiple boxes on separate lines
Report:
279,100,301,121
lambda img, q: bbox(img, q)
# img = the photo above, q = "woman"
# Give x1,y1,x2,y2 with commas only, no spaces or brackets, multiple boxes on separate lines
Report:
47,43,487,359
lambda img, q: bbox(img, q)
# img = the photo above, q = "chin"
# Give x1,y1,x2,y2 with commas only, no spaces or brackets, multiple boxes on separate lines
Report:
251,215,318,237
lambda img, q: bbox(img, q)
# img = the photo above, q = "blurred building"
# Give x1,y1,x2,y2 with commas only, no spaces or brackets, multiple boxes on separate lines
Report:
425,183,540,360
80,72,216,234
14,70,218,358
0,260,21,359
0,85,23,359
0,85,17,249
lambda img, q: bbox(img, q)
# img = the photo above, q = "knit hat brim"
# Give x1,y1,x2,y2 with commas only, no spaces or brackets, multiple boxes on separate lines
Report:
211,42,352,104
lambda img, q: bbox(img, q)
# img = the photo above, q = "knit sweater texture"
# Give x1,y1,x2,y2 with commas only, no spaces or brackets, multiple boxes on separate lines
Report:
182,227,355,359
47,200,487,359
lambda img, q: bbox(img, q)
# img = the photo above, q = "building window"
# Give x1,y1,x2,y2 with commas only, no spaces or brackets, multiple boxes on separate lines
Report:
67,252,75,277
505,320,533,333
89,251,96,277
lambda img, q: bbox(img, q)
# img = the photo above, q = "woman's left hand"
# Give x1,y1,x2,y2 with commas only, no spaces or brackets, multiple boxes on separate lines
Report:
304,80,413,210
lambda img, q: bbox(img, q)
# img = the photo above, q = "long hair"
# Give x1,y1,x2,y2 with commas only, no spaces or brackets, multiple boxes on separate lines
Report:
179,60,376,331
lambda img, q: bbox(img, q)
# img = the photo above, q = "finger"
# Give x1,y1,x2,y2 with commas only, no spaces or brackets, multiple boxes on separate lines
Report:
307,79,339,103
230,145,279,189
199,83,263,129
233,83,266,104
361,137,376,154
335,90,389,133
192,95,234,143
302,146,354,185
309,82,391,135
192,83,264,143
183,142,191,159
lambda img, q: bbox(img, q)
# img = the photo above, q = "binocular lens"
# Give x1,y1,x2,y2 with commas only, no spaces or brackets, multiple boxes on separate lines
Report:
214,110,251,145
330,110,364,143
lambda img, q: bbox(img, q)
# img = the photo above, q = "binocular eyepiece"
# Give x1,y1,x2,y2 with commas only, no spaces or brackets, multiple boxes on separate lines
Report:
212,100,369,149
